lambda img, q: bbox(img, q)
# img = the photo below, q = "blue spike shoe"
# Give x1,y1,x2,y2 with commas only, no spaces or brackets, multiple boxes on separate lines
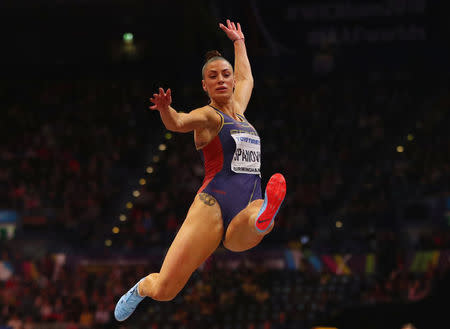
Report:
114,279,145,322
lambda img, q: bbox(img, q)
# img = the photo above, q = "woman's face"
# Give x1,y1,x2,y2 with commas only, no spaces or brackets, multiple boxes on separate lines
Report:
202,59,235,102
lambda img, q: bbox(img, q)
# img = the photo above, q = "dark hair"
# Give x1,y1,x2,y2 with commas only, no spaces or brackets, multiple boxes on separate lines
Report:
202,50,232,78
205,50,223,61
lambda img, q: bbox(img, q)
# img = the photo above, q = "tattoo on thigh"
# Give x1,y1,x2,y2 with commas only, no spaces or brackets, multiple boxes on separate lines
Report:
199,193,216,206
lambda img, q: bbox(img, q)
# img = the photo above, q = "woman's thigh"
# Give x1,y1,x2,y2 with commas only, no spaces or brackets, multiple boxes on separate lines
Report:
223,198,272,252
156,193,224,294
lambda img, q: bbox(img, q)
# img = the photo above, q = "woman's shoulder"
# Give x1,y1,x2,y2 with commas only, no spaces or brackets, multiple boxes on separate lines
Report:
192,105,223,120
189,105,214,115
189,105,222,129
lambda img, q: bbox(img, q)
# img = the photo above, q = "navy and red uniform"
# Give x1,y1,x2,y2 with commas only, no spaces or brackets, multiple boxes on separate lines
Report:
198,105,262,228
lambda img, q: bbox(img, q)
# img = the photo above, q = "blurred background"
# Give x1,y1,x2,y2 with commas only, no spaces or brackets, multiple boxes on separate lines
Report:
1,0,449,328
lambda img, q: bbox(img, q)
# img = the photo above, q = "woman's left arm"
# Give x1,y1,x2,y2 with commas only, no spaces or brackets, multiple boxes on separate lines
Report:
219,20,254,114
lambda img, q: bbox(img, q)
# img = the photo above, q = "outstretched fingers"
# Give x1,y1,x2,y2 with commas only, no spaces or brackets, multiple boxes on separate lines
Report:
226,19,237,31
220,19,244,42
149,88,172,111
219,22,228,32
149,92,158,110
159,88,171,98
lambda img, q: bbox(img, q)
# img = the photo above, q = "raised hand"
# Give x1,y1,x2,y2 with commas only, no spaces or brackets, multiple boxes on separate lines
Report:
149,88,172,112
219,19,245,42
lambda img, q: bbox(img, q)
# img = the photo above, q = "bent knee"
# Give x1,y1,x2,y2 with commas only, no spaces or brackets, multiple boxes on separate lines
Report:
223,235,264,253
151,281,179,301
142,275,180,302
249,199,264,209
223,240,240,252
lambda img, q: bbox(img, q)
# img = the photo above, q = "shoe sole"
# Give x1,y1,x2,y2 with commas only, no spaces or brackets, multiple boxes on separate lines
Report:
255,173,286,233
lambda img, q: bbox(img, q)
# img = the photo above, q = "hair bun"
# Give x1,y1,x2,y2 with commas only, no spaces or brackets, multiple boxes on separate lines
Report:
205,50,222,62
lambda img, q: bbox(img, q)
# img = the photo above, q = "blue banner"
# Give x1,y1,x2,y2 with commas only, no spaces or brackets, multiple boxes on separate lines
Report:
0,210,19,223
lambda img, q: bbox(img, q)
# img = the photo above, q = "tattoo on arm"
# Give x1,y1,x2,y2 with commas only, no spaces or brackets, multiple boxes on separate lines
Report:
199,193,217,206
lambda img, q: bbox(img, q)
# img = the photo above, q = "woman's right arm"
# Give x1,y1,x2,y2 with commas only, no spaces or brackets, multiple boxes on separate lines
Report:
150,88,216,133
219,20,253,115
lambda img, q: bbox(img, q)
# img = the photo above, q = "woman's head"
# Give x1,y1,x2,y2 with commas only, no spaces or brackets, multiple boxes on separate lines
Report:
202,50,235,102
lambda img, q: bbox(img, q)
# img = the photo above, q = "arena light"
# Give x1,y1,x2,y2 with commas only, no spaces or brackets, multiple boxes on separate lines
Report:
153,155,160,162
146,166,154,174
105,239,112,247
112,227,120,234
123,33,134,43
119,214,127,222
336,220,343,228
165,132,172,140
300,235,309,244
407,134,414,141
126,202,133,209
139,178,146,185
396,145,404,153
133,190,140,198
159,144,167,151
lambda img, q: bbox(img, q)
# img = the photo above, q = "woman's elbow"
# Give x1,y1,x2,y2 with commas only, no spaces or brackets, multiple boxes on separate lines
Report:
248,77,254,88
168,122,191,133
163,122,182,133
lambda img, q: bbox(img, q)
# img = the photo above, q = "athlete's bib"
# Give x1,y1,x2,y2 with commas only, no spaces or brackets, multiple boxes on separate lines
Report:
231,133,261,174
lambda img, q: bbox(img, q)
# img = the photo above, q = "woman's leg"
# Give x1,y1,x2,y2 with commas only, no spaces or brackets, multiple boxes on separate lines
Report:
139,192,223,301
223,173,286,252
223,198,268,252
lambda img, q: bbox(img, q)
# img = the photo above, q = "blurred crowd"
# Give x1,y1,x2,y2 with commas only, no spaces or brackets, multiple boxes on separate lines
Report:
1,245,447,329
0,80,156,244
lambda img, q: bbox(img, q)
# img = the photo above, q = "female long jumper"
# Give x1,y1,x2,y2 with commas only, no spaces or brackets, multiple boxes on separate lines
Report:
114,20,286,322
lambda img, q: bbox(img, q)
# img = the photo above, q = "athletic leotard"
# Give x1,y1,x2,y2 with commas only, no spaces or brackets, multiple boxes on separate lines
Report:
198,105,262,229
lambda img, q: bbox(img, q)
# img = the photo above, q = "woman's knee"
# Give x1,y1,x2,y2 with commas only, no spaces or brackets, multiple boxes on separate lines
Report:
151,279,180,301
141,274,179,301
249,199,264,210
223,239,240,252
223,234,264,252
